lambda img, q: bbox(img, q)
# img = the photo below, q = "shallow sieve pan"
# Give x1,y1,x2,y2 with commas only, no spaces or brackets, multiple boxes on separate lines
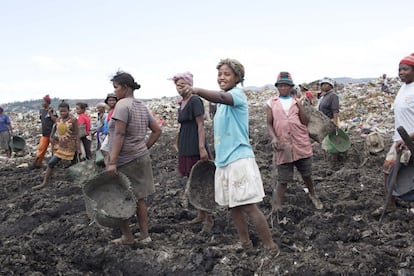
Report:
83,171,136,228
187,160,216,211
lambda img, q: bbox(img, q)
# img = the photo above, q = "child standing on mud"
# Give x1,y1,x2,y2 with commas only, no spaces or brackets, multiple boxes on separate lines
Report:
267,72,323,211
170,71,214,233
185,58,278,253
33,101,81,190
75,102,92,160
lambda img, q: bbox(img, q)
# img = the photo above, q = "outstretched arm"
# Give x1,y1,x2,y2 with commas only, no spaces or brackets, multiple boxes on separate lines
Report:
186,85,234,106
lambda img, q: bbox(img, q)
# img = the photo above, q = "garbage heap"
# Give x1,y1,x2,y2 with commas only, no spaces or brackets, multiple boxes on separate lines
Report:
1,76,402,161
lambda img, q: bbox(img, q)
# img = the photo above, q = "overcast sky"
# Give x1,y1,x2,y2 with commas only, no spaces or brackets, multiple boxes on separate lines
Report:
1,0,413,104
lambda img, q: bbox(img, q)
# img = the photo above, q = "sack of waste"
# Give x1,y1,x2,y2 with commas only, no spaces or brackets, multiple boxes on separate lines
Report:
303,100,337,143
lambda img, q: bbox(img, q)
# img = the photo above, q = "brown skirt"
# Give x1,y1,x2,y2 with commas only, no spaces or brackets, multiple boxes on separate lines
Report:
178,155,201,177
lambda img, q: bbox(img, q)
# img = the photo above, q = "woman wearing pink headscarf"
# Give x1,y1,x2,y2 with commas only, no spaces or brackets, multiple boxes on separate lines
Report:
170,72,214,233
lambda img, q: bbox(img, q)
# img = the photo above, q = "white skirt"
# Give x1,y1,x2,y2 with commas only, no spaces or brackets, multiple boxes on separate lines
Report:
215,158,265,208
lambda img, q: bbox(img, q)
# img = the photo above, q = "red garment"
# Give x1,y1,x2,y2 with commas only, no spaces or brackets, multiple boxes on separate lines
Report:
77,113,91,135
269,96,312,165
107,109,114,122
305,91,313,100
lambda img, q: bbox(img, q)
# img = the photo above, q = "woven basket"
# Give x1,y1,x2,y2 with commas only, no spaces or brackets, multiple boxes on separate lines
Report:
83,171,136,228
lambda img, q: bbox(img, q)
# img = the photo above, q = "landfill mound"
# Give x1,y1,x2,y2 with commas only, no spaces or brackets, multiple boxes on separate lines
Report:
2,77,414,275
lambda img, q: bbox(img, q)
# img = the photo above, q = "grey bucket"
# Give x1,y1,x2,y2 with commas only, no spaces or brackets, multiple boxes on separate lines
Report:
83,171,136,228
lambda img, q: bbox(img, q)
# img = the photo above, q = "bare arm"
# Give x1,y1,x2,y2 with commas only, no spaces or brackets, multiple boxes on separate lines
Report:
332,112,339,127
187,85,234,106
49,124,56,142
173,128,179,152
296,99,310,125
266,106,278,149
8,123,13,135
72,118,81,153
195,114,208,160
146,119,162,149
108,119,127,170
49,108,58,123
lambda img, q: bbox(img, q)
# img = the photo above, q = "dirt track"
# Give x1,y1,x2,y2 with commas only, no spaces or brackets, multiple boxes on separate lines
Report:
1,105,414,275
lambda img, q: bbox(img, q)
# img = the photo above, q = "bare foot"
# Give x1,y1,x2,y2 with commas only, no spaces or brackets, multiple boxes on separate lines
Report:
264,243,280,257
111,236,135,245
188,216,203,224
309,194,323,210
32,183,47,190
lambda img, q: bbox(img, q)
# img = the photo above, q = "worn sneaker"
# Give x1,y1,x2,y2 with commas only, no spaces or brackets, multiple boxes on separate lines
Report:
309,194,323,210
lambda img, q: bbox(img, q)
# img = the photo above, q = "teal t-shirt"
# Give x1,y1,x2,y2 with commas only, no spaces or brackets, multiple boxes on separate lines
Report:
213,87,255,167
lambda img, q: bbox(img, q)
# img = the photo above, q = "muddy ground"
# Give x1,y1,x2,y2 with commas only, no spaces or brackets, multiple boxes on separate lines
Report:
1,105,414,276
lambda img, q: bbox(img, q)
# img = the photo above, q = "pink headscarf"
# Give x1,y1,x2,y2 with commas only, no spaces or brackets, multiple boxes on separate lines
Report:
169,72,193,86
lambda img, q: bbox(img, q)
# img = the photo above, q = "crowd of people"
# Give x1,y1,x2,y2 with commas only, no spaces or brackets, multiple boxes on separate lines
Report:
0,52,413,254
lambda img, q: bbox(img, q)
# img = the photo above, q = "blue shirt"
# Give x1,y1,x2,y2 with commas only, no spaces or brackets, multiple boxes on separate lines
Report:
0,114,11,132
213,87,254,167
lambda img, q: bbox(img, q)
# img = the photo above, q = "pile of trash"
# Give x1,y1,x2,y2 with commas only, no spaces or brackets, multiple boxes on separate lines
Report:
243,76,402,138
1,76,401,162
335,77,400,137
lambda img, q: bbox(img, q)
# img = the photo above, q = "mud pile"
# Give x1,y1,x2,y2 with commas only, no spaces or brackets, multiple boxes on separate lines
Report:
1,81,413,275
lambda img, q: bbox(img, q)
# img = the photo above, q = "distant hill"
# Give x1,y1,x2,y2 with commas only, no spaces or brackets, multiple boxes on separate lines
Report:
2,97,159,113
3,77,376,112
3,98,104,113
244,77,376,92
333,77,375,84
